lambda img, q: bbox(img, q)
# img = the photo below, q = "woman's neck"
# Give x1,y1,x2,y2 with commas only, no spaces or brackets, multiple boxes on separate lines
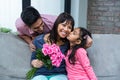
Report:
56,39,64,46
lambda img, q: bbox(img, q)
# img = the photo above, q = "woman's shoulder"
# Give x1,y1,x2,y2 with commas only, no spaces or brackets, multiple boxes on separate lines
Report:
33,34,46,48
43,33,50,43
33,34,45,44
34,33,50,44
35,34,45,41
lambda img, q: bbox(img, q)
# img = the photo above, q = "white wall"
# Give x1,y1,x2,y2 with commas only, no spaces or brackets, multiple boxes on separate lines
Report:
78,0,88,28
31,0,64,16
32,0,88,28
71,0,88,28
0,0,88,32
0,0,22,32
0,0,64,32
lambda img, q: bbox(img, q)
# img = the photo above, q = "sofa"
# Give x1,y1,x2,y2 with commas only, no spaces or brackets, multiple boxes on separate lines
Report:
0,32,120,80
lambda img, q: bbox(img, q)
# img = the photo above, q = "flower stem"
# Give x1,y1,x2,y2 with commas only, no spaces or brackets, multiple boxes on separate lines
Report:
26,68,37,80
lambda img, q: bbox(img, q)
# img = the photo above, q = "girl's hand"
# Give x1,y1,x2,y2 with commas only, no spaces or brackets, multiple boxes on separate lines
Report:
85,36,93,49
29,42,36,52
31,59,44,68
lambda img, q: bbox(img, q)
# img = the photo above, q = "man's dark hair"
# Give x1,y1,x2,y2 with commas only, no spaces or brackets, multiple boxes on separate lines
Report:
21,6,41,27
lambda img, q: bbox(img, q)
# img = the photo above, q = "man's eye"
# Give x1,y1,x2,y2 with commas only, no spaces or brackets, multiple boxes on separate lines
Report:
62,24,66,26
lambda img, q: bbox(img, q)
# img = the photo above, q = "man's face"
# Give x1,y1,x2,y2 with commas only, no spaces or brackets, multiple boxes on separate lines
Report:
30,18,44,34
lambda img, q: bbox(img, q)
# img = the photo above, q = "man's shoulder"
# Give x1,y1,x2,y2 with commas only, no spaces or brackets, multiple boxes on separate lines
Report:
16,17,23,24
41,14,57,18
41,14,57,31
15,17,26,27
16,17,28,28
41,14,57,21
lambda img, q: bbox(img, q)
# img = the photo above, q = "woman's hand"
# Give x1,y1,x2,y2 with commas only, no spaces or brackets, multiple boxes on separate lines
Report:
31,59,44,68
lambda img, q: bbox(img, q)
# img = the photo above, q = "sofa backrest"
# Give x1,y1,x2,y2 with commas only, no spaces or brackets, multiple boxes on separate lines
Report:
0,32,31,80
87,34,120,80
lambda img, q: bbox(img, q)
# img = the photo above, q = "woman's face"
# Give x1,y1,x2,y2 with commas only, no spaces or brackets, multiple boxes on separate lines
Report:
57,21,73,38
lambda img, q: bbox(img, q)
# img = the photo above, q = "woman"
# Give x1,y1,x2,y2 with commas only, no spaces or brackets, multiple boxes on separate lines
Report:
31,12,74,80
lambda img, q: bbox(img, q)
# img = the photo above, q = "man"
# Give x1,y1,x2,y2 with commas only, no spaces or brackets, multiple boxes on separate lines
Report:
15,6,57,51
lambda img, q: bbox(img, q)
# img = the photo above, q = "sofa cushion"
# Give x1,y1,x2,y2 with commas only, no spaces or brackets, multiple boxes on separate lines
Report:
0,32,31,80
87,34,120,80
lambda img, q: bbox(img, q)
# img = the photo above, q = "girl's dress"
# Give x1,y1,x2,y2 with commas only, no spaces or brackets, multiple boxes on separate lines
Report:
65,48,97,80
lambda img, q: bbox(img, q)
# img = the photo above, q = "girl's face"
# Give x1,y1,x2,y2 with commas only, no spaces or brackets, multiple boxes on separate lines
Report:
67,28,80,42
57,21,72,38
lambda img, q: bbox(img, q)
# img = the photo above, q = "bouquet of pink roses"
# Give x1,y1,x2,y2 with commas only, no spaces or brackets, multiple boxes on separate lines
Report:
26,43,65,80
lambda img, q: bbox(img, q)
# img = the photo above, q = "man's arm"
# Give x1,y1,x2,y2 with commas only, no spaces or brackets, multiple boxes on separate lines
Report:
15,18,36,51
18,35,32,44
19,35,36,51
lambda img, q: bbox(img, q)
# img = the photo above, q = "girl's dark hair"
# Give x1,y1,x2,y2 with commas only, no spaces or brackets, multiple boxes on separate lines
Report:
49,12,74,44
68,27,92,64
21,6,41,27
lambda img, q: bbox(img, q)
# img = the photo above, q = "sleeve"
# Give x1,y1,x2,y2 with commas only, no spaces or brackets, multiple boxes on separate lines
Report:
76,48,97,80
15,18,24,35
41,14,57,30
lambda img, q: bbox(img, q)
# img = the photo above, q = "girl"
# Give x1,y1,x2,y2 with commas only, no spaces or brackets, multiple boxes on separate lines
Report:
31,12,74,80
65,27,97,80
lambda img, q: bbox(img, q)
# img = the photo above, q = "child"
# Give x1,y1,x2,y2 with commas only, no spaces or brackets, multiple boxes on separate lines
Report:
31,12,74,80
15,6,57,51
65,27,97,80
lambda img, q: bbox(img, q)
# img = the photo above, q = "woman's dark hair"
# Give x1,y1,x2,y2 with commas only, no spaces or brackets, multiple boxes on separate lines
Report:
49,12,74,44
68,27,92,64
21,6,41,27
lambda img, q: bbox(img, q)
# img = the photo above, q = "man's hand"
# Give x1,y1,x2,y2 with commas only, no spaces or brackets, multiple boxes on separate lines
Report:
31,59,44,68
29,42,36,52
18,35,36,51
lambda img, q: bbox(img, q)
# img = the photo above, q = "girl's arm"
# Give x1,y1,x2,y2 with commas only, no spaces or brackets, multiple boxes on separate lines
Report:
76,48,97,80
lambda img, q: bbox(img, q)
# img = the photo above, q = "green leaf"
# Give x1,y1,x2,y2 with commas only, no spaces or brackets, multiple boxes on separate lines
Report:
0,27,11,33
